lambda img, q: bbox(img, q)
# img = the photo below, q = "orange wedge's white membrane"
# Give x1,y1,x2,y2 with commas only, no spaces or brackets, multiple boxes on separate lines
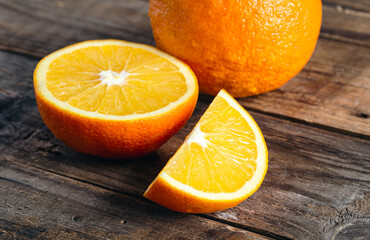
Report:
186,125,210,149
145,90,267,200
34,40,197,120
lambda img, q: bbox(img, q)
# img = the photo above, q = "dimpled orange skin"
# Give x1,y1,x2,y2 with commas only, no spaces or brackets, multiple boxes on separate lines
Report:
149,0,322,97
34,64,198,159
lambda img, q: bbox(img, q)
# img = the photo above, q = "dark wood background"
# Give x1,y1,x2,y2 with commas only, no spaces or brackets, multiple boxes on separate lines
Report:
0,0,369,239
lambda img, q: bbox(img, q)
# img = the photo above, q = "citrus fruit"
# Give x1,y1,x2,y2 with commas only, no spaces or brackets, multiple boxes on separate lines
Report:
34,39,198,159
144,89,268,213
149,0,322,97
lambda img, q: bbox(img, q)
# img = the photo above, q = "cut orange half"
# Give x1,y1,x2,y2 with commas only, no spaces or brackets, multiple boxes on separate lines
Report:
144,90,268,213
34,39,198,158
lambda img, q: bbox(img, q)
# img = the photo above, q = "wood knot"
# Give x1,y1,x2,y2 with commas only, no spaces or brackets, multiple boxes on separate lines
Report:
71,215,82,222
323,219,369,240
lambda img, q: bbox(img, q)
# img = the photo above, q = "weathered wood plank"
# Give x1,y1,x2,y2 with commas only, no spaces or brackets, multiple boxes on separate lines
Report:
0,160,272,240
0,0,154,57
0,50,369,239
0,0,369,136
321,3,370,47
323,0,370,12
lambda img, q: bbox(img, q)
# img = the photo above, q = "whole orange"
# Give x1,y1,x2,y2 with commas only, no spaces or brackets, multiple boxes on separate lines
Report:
149,0,322,97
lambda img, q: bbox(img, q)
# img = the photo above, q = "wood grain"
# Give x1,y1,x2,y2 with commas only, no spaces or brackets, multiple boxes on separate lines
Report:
0,50,369,239
323,0,370,12
0,160,271,240
322,2,370,47
0,0,154,57
0,0,369,136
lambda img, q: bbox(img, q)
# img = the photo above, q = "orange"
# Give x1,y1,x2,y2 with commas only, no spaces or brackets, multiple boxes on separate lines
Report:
144,90,268,213
34,40,198,159
149,0,322,97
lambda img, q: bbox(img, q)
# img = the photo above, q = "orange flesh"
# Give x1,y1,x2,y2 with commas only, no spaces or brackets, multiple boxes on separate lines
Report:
164,96,257,193
45,45,187,115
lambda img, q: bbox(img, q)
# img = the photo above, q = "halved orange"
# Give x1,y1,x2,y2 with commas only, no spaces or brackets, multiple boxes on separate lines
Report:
34,39,198,158
144,90,268,213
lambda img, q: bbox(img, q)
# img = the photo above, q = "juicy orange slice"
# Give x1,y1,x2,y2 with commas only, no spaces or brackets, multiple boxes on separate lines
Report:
144,90,268,213
34,39,198,158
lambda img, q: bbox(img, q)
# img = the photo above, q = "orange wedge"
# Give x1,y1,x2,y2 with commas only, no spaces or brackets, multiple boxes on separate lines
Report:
34,40,198,158
144,90,268,213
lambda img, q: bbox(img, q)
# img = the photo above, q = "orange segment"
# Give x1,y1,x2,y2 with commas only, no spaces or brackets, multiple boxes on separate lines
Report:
144,90,268,213
34,39,198,158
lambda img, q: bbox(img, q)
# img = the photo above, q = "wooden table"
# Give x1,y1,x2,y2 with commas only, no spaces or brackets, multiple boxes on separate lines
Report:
0,0,369,239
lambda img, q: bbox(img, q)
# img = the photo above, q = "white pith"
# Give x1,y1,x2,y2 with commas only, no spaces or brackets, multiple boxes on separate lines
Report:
186,125,209,149
98,70,129,87
144,90,268,200
35,39,197,120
